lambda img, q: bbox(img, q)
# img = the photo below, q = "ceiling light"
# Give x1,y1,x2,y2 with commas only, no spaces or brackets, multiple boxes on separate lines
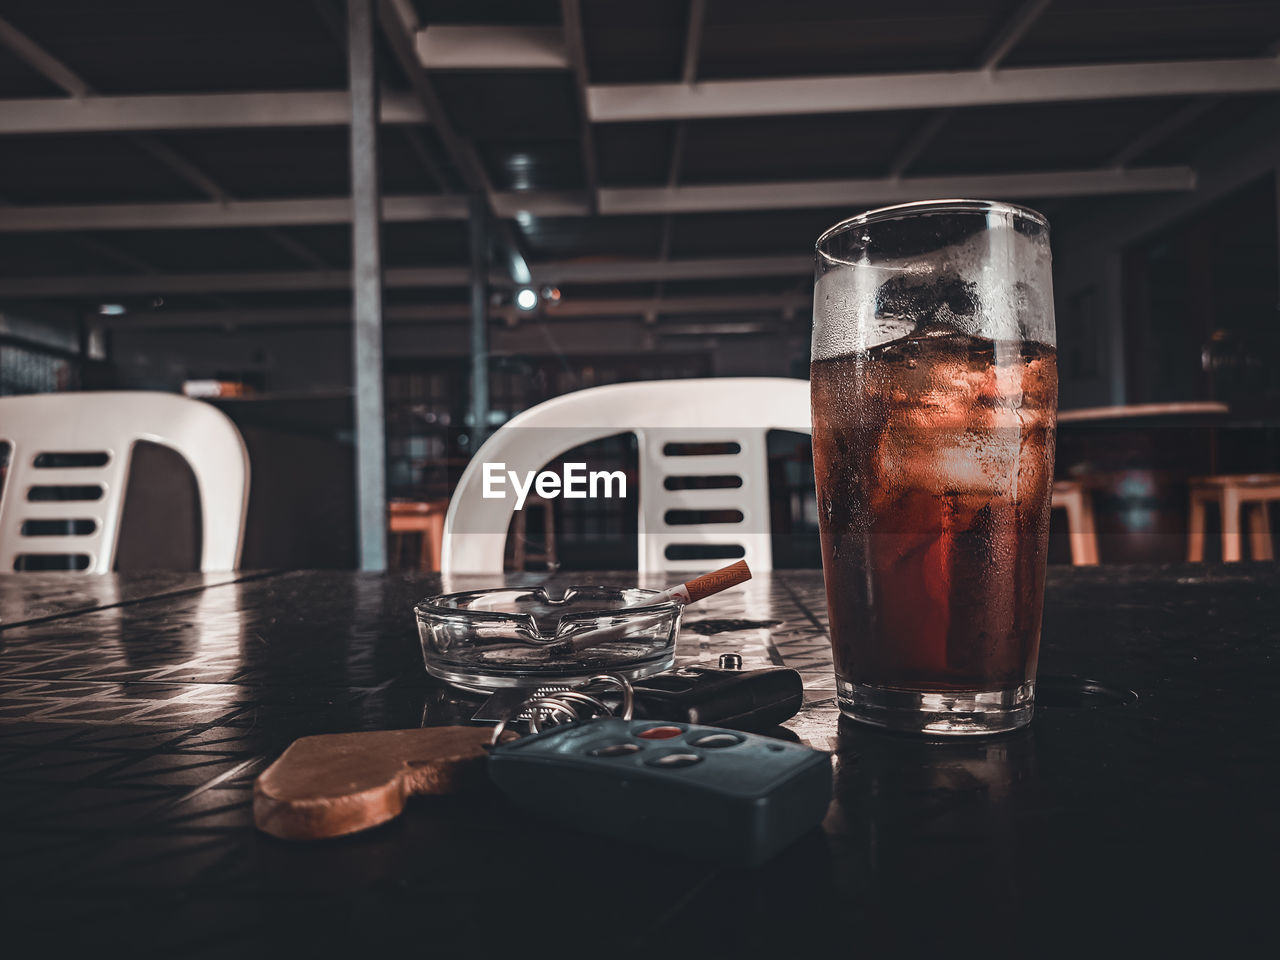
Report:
515,287,539,311
507,153,532,191
98,303,126,316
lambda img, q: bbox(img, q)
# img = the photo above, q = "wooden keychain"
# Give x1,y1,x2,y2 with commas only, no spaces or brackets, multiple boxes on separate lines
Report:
253,726,519,841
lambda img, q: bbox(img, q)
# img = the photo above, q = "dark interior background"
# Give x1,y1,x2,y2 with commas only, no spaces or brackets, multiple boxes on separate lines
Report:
1,1,1278,569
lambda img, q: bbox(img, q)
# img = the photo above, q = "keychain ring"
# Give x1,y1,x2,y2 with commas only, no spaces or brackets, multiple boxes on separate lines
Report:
528,690,610,732
581,674,634,720
490,673,635,745
525,695,579,731
489,718,512,746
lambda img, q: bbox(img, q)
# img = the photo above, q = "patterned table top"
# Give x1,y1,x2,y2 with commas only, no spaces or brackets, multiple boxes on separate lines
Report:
0,570,251,630
1,566,1276,954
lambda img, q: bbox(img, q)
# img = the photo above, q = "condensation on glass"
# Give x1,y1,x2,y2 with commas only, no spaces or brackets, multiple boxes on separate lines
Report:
811,200,1058,735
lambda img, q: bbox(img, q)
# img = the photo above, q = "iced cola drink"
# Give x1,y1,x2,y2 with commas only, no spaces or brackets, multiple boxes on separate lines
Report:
811,201,1057,735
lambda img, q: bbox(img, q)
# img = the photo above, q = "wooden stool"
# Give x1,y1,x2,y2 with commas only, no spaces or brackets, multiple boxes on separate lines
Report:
388,499,449,571
1051,480,1100,566
511,495,558,571
1187,474,1280,562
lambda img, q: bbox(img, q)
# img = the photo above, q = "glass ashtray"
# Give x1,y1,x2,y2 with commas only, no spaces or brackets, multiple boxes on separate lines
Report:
415,586,681,692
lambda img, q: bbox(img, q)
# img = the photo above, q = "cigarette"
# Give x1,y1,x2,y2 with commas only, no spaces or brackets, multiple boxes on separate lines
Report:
551,560,752,655
652,559,752,605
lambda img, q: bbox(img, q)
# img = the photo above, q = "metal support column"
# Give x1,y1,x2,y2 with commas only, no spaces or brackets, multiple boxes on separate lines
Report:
1103,254,1127,406
469,194,490,451
348,0,386,571
1275,167,1280,310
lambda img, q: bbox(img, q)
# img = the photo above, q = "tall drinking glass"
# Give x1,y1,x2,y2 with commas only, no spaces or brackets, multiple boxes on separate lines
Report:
811,200,1057,735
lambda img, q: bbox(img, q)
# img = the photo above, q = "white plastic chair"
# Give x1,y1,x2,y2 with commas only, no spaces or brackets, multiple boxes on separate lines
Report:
443,378,811,575
0,391,250,573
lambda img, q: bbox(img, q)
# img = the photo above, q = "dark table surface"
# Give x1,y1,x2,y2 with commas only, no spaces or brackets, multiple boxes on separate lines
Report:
0,570,253,629
1,566,1276,956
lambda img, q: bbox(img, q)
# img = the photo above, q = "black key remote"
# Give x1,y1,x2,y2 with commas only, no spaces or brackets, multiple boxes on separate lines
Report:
629,665,802,730
473,664,803,732
488,716,831,866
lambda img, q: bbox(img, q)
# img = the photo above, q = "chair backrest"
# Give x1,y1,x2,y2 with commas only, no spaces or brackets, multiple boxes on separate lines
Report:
0,391,250,573
443,377,811,575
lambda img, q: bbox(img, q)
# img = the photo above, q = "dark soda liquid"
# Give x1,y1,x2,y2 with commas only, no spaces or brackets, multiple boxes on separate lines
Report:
811,329,1057,692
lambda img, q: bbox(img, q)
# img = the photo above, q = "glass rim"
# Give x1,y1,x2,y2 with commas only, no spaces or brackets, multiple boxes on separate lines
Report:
414,586,680,631
815,199,1050,262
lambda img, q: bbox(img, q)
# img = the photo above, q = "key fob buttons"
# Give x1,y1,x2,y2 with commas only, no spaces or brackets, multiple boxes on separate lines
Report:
636,725,685,740
646,752,702,768
688,732,744,748
590,743,642,757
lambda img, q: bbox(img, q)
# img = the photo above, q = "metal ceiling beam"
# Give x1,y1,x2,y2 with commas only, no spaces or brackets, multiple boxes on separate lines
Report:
522,292,811,319
0,267,471,297
0,52,1266,139
1108,96,1225,168
887,111,953,178
95,292,813,329
489,192,589,217
664,0,709,188
417,25,568,70
0,90,428,134
535,254,811,284
310,0,454,195
0,14,331,272
60,234,157,275
0,196,461,231
0,166,1193,231
0,16,91,97
681,0,707,86
0,191,164,278
976,0,1053,71
588,57,1280,122
599,166,1197,214
377,0,532,285
0,53,1262,139
0,21,282,288
378,1,490,193
560,0,600,213
657,0,708,300
400,126,452,193
129,135,231,202
0,255,817,298
262,228,331,269
890,0,1051,177
0,192,588,231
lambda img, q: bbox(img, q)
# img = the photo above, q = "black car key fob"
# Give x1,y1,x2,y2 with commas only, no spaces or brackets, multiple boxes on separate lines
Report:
472,663,803,732
488,717,831,866
629,665,803,730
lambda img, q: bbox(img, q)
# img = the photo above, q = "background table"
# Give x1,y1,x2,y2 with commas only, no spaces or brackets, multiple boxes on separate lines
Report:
1,566,1275,954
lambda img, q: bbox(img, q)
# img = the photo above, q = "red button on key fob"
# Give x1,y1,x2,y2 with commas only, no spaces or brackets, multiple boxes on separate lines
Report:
637,726,684,740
